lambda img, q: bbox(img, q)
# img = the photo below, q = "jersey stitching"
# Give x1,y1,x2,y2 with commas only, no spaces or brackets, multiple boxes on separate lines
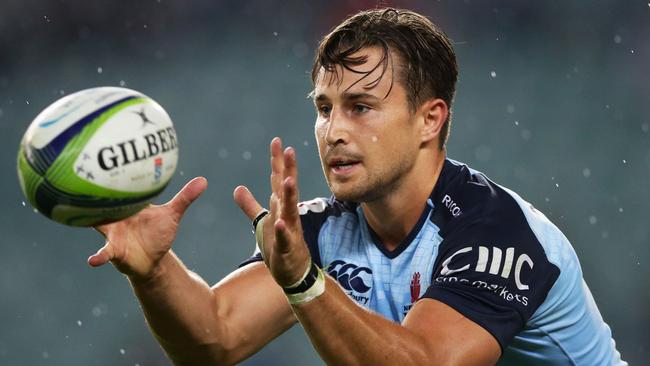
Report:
529,325,578,365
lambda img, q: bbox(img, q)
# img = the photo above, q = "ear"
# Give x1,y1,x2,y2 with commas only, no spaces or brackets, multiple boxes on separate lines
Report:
418,98,448,144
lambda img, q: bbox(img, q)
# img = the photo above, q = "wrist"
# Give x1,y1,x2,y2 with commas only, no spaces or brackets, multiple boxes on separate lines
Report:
283,260,326,305
128,252,175,286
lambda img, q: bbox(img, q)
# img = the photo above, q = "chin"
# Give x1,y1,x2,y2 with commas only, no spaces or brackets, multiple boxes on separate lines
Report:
329,184,371,203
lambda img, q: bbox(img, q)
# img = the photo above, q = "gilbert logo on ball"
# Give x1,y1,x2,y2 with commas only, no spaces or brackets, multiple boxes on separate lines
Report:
17,86,179,227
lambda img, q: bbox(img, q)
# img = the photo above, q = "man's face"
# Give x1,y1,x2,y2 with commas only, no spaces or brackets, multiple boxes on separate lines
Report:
313,47,421,202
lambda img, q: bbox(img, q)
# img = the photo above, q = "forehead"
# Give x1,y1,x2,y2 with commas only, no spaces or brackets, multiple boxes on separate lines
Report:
313,46,400,99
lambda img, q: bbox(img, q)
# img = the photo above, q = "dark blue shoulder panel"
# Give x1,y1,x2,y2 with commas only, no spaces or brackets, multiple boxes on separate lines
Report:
423,161,560,351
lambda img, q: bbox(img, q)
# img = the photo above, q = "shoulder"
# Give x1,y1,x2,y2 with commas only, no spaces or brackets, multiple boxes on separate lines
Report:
298,196,358,267
423,159,576,348
298,196,358,231
431,159,573,268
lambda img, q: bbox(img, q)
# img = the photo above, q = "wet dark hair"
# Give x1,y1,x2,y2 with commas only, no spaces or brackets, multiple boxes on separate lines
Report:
311,8,458,149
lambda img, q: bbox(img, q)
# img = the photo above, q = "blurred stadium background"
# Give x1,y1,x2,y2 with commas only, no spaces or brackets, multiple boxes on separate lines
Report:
1,0,648,364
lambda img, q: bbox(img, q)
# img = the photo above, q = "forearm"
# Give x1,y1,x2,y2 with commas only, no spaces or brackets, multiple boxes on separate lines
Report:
292,276,432,366
129,251,228,364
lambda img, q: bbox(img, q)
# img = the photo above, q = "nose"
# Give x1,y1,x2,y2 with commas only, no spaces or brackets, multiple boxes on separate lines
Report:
323,108,349,146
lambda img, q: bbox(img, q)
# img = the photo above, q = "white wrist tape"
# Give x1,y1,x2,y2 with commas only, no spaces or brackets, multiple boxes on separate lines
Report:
284,260,315,289
254,211,268,259
285,265,326,305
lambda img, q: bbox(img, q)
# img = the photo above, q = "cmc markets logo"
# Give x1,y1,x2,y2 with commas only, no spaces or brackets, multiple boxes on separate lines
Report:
327,260,372,305
437,246,534,306
441,246,534,290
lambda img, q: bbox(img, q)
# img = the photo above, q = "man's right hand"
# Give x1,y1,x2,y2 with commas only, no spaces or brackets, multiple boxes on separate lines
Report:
87,177,208,281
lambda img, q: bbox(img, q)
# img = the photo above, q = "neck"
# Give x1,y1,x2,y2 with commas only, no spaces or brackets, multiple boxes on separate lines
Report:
362,149,446,252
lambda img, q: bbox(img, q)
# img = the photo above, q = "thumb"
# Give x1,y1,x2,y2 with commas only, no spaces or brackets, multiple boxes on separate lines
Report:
88,241,115,267
167,177,208,217
233,185,265,220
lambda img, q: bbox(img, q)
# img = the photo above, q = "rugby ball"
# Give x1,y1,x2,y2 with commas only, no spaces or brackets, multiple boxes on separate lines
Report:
17,87,179,227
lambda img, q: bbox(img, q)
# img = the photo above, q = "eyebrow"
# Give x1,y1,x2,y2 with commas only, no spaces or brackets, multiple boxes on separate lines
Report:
311,92,381,104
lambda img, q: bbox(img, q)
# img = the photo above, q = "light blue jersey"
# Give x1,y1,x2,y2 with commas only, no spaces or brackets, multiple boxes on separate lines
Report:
243,159,626,365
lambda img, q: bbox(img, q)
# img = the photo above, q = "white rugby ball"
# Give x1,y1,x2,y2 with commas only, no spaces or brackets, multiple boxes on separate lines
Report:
17,86,179,226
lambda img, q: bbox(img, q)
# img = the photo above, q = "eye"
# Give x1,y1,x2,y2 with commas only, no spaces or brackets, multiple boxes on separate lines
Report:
317,105,331,117
352,104,370,114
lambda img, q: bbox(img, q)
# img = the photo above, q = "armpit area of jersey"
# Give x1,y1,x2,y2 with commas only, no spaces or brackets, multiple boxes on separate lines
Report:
239,252,263,268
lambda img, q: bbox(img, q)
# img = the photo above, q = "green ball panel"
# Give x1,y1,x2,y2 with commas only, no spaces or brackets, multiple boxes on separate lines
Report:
51,202,150,227
17,145,44,210
31,178,166,225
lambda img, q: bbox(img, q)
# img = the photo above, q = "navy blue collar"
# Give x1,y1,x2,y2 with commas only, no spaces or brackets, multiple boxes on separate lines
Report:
363,159,460,259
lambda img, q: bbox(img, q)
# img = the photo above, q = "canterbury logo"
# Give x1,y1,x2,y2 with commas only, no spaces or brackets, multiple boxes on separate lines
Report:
327,260,372,293
441,246,534,291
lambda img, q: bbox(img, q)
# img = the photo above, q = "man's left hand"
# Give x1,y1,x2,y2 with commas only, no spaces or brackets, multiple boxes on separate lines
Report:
234,137,311,287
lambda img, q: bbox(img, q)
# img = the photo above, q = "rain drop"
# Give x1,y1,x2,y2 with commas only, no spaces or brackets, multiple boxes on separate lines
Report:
92,308,101,317
614,35,622,44
97,67,103,74
642,123,649,133
588,216,597,225
622,159,626,164
273,31,278,36
218,148,229,159
77,320,82,326
242,151,252,160
21,201,25,206
618,207,624,213
582,168,591,178
514,120,519,126
371,136,378,142
303,141,309,146
119,80,126,87
120,348,126,355
490,71,497,78
555,183,559,188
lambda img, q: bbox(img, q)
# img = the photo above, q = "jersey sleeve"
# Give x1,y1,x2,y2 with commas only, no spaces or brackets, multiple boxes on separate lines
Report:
238,198,332,268
422,214,560,351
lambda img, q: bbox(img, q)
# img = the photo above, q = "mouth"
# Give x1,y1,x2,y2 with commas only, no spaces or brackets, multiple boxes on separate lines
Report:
328,158,361,176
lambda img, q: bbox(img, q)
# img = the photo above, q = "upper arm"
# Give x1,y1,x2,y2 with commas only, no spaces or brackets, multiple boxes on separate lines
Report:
210,262,297,364
402,298,501,366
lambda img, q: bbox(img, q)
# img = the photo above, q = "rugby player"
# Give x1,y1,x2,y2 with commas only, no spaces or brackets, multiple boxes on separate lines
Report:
88,8,627,365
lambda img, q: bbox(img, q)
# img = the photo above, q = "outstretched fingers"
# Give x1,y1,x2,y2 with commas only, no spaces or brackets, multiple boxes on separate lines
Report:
233,185,265,221
167,177,208,218
270,137,284,199
281,147,300,224
87,241,115,267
